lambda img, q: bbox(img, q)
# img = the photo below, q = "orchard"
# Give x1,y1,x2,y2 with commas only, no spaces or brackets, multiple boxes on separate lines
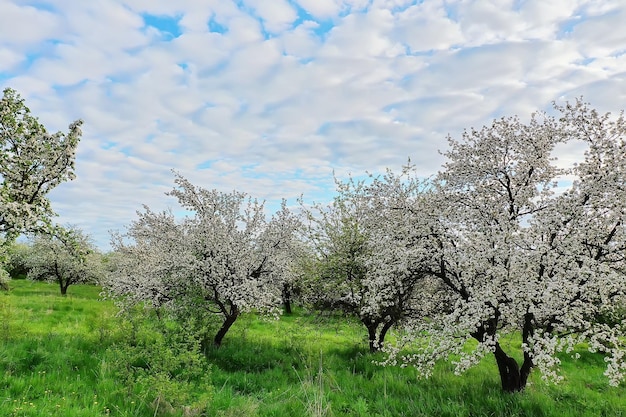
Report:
103,98,626,393
1,88,625,410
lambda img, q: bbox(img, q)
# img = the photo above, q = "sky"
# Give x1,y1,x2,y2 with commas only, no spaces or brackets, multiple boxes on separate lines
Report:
1,0,626,250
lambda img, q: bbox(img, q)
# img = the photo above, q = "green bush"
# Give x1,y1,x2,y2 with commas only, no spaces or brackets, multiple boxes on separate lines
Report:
103,315,213,416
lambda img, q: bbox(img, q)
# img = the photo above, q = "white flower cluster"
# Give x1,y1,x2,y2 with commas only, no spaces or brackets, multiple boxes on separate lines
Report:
299,170,433,352
1,88,81,289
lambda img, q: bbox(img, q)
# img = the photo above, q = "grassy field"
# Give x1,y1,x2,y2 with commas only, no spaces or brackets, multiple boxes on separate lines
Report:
0,280,624,416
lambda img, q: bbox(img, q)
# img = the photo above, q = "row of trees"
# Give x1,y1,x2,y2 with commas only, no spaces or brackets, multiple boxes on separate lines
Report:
2,87,625,392
103,99,626,392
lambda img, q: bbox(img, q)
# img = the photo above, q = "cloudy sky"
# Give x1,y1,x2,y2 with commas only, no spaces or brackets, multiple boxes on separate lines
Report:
1,0,625,249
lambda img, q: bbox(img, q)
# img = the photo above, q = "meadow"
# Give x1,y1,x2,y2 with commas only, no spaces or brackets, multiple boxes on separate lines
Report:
0,280,624,417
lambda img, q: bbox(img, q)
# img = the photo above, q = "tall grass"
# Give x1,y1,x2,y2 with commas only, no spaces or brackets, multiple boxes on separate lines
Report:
0,280,624,416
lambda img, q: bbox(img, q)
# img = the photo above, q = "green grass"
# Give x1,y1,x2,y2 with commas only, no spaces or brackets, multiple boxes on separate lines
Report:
0,280,625,416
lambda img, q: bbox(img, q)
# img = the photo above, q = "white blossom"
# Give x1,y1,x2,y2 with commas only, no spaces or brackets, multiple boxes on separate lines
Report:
0,88,81,288
300,169,431,352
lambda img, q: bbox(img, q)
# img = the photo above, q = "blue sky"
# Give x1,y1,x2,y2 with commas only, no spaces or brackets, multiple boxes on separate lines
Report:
1,0,625,249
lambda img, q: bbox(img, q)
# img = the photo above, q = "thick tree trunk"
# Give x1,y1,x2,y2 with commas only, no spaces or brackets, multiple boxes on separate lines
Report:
361,319,380,353
472,313,535,392
364,317,397,353
213,312,238,348
519,313,535,388
519,354,533,389
494,343,521,392
55,264,68,296
493,343,533,392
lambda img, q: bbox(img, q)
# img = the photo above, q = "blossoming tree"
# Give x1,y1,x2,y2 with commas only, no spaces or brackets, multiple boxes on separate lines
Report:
27,226,104,295
0,88,82,288
0,88,82,239
107,174,300,348
382,100,626,392
301,174,428,352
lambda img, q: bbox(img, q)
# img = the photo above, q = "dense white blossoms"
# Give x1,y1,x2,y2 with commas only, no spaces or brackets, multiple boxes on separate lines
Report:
106,173,300,347
379,99,626,391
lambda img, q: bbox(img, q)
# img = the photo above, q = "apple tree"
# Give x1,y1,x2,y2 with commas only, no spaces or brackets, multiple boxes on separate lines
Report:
0,88,82,238
381,100,626,392
27,226,104,295
106,174,300,348
300,173,428,353
0,88,82,288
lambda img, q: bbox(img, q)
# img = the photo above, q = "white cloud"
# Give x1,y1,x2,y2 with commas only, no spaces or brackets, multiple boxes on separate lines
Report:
243,0,298,34
392,1,464,52
295,0,342,19
322,9,404,58
2,0,625,249
0,2,60,46
568,7,626,57
0,48,23,72
280,21,322,58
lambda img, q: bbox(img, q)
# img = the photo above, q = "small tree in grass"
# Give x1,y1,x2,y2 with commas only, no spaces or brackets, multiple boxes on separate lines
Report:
27,226,103,295
381,99,626,392
107,173,300,348
273,237,309,315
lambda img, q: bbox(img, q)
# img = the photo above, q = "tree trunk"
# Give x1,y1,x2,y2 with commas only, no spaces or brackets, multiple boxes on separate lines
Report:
493,343,532,392
377,319,395,351
519,353,533,389
59,280,68,296
282,284,292,315
519,312,535,388
213,312,238,348
55,263,68,296
365,322,380,353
